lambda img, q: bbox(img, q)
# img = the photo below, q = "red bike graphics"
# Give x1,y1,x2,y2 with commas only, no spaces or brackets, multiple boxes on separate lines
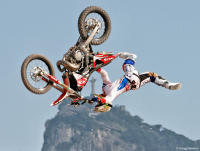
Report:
77,77,88,87
95,53,118,65
73,72,88,88
21,52,119,106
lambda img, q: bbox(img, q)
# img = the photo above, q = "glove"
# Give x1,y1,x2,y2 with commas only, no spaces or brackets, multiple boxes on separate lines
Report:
119,52,137,62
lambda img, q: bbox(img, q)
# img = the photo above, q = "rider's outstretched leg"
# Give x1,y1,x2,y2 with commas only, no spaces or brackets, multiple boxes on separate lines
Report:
96,68,112,85
92,68,113,112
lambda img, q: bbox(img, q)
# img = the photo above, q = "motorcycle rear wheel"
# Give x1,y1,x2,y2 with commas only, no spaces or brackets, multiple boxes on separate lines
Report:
21,54,55,94
78,6,111,45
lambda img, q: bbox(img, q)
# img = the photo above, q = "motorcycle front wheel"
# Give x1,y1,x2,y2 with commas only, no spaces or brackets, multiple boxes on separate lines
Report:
21,54,55,94
78,6,111,45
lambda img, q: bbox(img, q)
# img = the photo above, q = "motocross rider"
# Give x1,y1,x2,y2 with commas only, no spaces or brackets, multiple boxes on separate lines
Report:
92,52,181,112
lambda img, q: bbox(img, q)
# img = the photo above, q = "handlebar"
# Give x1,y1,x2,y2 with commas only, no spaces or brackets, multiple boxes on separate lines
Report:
56,60,66,72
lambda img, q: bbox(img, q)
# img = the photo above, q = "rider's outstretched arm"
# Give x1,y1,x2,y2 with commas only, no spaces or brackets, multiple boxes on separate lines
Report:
139,72,181,90
139,72,153,87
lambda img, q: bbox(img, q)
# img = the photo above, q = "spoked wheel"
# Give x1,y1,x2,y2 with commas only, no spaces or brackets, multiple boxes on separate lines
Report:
78,6,111,45
21,54,55,94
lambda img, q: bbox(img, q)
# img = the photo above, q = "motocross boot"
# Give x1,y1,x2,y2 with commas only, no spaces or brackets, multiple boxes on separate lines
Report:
94,101,112,112
92,94,112,112
153,75,181,90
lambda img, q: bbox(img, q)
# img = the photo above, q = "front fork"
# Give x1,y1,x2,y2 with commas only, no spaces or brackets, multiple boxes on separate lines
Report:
82,25,100,48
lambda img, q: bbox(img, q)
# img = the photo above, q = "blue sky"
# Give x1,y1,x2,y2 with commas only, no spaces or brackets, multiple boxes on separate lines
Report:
0,0,200,151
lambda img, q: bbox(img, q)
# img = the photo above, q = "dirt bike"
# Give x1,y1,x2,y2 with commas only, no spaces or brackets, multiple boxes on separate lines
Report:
21,6,117,106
